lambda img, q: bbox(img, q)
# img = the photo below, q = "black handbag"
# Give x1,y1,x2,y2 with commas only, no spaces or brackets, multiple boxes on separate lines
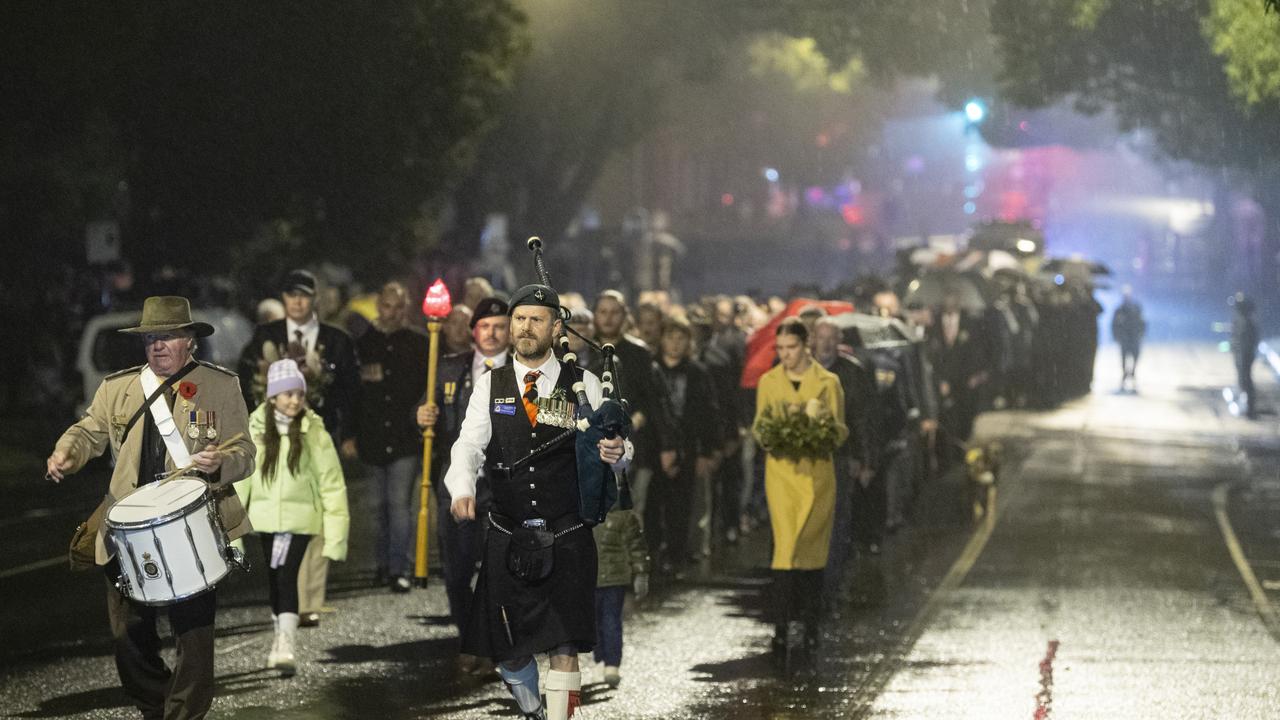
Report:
506,525,555,582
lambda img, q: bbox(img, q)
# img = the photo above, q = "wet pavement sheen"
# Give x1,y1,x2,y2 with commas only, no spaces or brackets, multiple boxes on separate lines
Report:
2,341,1279,718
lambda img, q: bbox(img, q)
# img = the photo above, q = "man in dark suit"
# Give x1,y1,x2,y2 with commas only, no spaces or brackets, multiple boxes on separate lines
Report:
653,315,722,574
416,297,509,644
355,282,428,592
925,296,987,446
812,318,876,597
238,269,360,447
590,290,678,521
237,268,360,626
1232,292,1260,419
1111,286,1145,393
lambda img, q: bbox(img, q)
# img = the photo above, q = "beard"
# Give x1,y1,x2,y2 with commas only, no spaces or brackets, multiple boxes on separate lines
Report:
514,334,551,360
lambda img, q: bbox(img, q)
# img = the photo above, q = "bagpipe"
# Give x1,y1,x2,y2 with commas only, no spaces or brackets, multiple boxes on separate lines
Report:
527,236,632,525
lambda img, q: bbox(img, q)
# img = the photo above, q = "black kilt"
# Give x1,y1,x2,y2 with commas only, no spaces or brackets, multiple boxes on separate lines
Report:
461,521,597,661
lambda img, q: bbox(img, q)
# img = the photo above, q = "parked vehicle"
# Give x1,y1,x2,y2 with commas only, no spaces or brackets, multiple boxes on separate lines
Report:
75,308,253,413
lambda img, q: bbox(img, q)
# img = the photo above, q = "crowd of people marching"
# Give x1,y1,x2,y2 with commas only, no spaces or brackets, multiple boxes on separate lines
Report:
45,253,1110,720
232,255,1105,672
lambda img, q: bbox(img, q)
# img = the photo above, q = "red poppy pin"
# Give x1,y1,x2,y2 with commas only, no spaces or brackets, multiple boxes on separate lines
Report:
178,381,198,400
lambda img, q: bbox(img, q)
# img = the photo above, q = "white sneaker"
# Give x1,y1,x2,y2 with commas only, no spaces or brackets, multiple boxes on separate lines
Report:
273,612,299,676
603,666,621,687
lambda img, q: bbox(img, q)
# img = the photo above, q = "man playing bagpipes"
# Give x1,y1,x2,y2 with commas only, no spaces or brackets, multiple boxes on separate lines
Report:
442,282,632,720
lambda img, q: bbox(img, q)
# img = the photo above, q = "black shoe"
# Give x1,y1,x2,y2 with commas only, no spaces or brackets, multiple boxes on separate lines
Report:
804,626,820,654
770,623,789,658
390,576,412,593
299,612,321,627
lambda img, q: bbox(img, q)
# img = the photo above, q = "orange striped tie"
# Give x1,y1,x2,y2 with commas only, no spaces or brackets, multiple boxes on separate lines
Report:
522,371,541,426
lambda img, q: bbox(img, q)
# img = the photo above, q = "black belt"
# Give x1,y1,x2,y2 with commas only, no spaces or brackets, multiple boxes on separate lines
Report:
488,511,583,539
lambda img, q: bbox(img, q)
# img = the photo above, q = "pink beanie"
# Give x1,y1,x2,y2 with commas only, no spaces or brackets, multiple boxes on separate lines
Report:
266,359,306,398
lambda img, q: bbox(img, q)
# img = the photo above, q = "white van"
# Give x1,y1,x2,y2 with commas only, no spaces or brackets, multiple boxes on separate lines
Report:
75,308,254,413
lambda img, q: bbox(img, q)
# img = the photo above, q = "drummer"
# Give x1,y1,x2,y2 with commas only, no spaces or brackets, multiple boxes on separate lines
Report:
46,295,255,720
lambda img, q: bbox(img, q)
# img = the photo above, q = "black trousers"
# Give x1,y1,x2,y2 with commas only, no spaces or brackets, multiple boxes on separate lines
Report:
853,453,891,546
771,569,823,629
437,489,484,634
1120,342,1140,380
1237,355,1257,416
104,564,217,720
258,532,311,615
712,445,743,536
824,461,857,594
645,464,694,565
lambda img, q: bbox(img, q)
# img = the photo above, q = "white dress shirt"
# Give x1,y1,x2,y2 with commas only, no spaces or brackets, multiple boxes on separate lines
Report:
443,352,631,501
286,314,321,351
471,350,508,384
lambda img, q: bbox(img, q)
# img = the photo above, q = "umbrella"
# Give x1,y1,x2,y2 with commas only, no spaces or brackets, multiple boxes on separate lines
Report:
903,270,993,312
740,298,855,388
1041,257,1112,276
968,220,1044,255
984,250,1022,272
826,312,915,349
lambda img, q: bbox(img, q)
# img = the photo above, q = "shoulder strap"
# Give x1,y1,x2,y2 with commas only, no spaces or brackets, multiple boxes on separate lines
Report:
120,361,198,445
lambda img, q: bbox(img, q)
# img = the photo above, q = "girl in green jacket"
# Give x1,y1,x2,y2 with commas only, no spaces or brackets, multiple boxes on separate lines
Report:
234,359,349,676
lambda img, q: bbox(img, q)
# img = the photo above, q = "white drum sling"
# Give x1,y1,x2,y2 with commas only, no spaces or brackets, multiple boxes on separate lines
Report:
106,477,238,606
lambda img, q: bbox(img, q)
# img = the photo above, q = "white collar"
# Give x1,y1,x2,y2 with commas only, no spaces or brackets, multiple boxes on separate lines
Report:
473,350,508,370
512,352,560,383
287,314,320,336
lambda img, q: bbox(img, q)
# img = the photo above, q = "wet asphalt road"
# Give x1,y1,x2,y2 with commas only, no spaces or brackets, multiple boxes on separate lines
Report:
2,341,1279,719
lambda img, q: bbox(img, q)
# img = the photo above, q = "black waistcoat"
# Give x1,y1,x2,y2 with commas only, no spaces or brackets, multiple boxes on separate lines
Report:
484,361,579,522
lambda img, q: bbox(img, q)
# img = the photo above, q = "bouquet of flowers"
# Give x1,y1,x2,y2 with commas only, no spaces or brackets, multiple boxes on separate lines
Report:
252,340,335,409
754,395,842,461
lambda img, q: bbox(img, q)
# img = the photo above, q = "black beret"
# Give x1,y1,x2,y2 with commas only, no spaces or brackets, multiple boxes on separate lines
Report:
470,297,509,328
508,284,560,315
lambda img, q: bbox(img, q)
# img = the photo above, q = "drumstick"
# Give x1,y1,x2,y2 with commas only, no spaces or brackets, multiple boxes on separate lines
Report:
156,432,247,483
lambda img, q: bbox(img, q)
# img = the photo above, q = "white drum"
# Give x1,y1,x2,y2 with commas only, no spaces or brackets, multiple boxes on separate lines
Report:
105,477,231,606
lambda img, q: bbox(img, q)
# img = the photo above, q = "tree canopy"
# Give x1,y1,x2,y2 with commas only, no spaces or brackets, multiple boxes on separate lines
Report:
990,0,1280,171
448,0,1000,252
1,1,526,285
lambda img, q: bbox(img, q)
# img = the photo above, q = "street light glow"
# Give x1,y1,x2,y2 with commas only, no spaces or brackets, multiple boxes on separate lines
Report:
965,99,986,123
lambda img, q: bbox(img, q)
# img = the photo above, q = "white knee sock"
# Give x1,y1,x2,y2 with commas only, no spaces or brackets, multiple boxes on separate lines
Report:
545,669,581,720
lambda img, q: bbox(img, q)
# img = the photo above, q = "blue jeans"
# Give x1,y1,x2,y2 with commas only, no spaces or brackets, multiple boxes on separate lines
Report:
369,455,418,578
594,585,626,667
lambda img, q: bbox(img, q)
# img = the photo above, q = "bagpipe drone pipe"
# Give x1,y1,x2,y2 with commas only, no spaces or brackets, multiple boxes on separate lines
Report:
527,236,632,525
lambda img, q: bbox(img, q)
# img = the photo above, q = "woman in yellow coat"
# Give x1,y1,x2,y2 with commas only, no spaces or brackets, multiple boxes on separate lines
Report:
752,318,847,658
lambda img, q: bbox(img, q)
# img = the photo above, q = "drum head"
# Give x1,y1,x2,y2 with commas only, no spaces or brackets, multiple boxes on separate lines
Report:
107,477,209,525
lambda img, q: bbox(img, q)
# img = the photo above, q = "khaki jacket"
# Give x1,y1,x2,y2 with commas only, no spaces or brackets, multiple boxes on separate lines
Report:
55,361,256,564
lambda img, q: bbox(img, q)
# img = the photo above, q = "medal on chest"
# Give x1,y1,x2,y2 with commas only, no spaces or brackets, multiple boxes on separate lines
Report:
186,410,219,441
535,388,577,430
